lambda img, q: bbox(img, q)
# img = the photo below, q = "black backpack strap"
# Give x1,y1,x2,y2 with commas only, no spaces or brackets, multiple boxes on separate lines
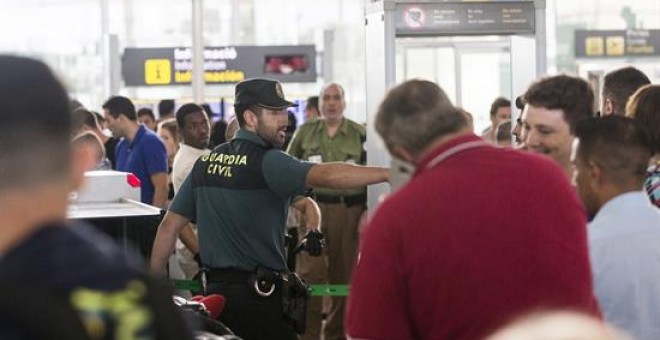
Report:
0,280,90,340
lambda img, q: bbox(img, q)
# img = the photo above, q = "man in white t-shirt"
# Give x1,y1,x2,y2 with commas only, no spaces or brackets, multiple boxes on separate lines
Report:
171,103,211,278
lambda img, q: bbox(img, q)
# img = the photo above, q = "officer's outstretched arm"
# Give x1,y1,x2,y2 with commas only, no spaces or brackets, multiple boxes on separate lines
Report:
150,210,191,276
291,197,321,233
307,163,389,189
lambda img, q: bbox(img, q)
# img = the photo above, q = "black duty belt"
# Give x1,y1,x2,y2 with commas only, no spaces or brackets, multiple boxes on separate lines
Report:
314,193,367,207
206,268,252,284
206,267,285,297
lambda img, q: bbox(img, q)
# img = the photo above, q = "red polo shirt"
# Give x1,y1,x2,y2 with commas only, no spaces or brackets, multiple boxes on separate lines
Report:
346,134,599,340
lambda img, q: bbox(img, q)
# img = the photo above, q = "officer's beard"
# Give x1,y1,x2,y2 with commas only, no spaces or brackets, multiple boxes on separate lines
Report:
257,120,286,149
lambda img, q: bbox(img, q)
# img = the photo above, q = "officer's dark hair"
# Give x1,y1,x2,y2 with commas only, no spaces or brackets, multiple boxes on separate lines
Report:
235,105,264,128
137,107,156,121
603,66,650,116
176,103,205,129
71,108,99,131
626,84,660,154
376,79,467,156
490,97,511,117
0,55,72,191
158,99,176,117
306,96,319,111
102,96,137,121
524,74,594,134
576,116,653,187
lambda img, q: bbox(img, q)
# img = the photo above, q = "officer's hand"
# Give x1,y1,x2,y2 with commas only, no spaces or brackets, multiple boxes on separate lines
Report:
302,230,325,257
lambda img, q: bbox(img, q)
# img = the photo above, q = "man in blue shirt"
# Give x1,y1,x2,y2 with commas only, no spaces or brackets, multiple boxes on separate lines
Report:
573,116,660,339
103,96,169,208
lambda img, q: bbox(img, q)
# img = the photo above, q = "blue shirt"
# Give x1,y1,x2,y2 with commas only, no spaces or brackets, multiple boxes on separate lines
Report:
115,124,168,204
589,191,660,339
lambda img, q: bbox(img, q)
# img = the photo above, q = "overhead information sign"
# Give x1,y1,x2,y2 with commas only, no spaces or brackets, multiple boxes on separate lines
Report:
575,30,660,58
395,1,535,36
395,0,530,2
122,45,317,86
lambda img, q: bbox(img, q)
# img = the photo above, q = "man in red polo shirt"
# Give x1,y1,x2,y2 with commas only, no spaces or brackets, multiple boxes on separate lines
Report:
346,80,599,340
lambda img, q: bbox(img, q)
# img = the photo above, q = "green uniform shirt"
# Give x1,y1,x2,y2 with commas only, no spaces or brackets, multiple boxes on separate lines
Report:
170,129,314,271
286,118,367,196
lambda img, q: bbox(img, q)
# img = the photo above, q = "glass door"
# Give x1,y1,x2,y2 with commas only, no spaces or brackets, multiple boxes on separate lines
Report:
396,37,511,134
458,46,510,134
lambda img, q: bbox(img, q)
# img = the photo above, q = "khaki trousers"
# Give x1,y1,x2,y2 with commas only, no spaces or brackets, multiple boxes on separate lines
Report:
296,202,364,340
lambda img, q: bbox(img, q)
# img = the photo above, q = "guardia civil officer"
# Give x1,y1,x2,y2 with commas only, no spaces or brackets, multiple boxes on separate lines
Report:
150,78,388,340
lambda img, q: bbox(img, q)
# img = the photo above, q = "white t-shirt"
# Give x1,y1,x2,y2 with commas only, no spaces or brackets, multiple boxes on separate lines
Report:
172,143,210,193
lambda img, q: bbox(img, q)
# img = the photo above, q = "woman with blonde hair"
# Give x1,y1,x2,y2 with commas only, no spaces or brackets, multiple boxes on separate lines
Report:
626,84,660,207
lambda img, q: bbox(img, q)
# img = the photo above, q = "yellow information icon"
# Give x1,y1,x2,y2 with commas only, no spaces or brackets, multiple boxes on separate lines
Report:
144,59,171,85
606,36,625,56
585,37,604,56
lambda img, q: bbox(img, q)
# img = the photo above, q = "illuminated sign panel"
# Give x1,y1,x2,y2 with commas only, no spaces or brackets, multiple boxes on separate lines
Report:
122,45,317,86
575,30,660,58
395,1,535,36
